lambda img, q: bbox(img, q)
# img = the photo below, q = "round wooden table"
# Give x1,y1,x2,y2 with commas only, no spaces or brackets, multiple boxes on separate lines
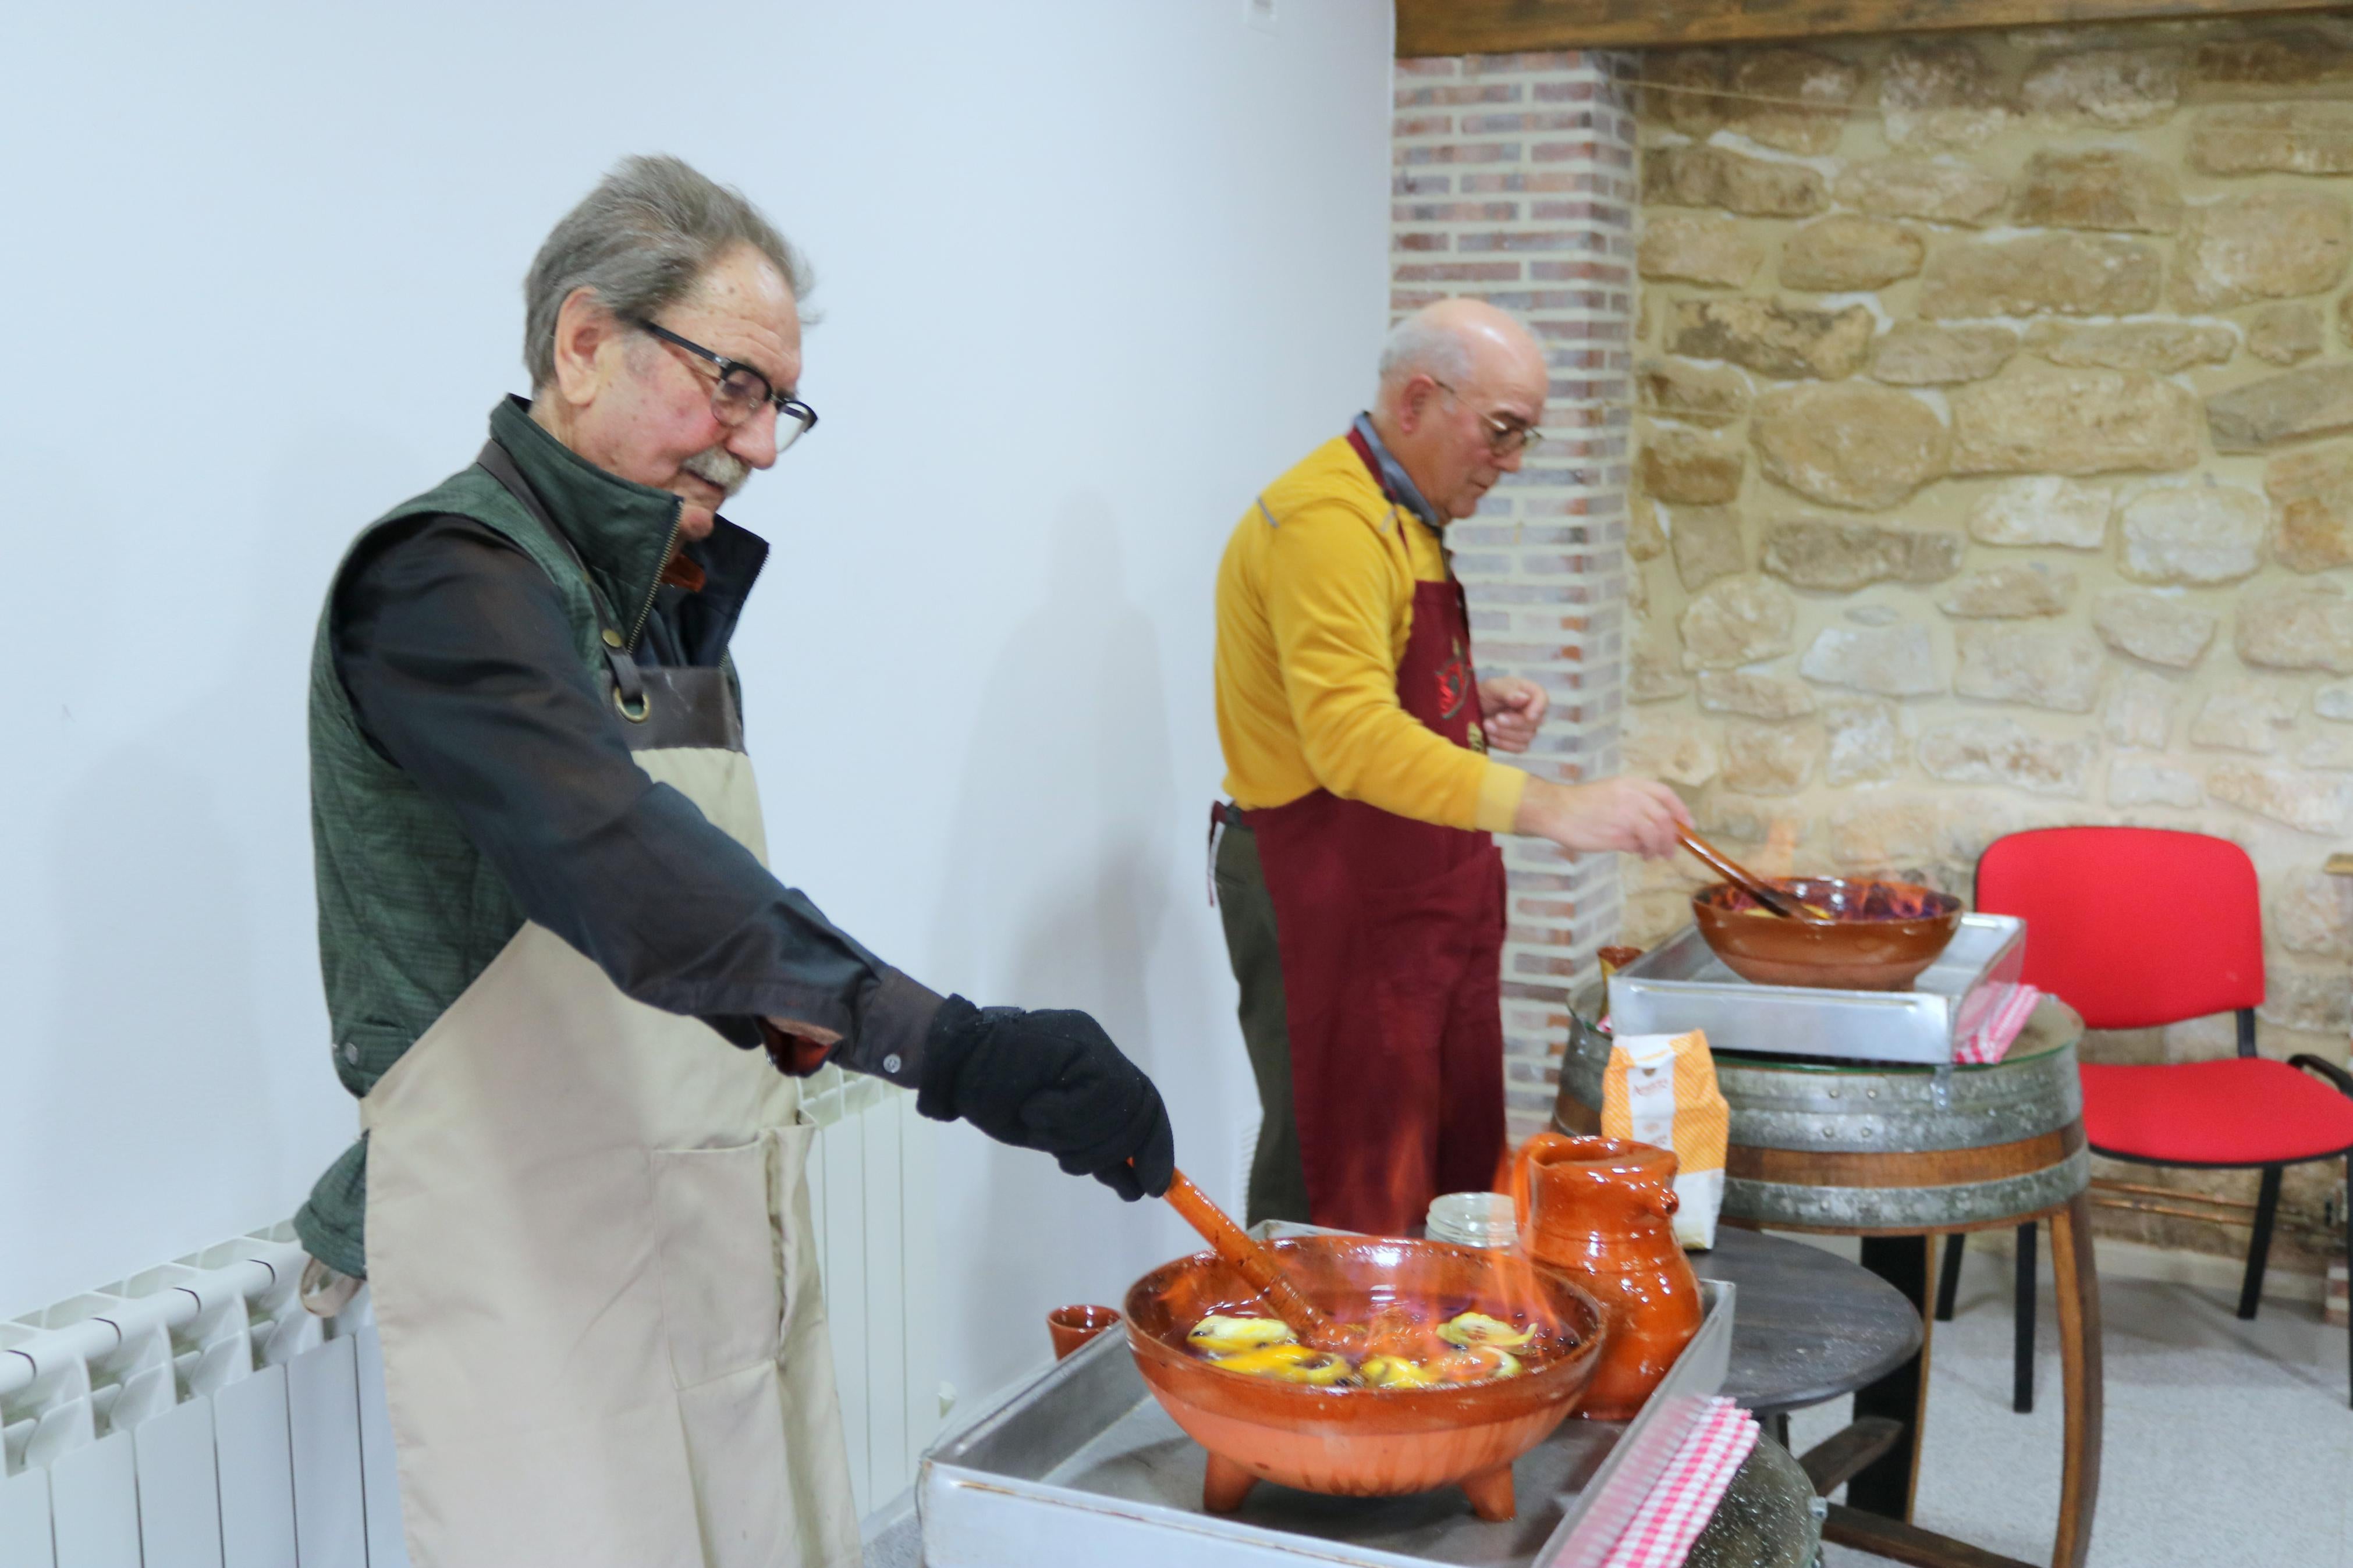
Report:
1554,987,2103,1568
1690,1224,1921,1417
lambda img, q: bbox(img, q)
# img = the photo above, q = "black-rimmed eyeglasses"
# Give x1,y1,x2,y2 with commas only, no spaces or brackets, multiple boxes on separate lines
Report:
632,318,819,452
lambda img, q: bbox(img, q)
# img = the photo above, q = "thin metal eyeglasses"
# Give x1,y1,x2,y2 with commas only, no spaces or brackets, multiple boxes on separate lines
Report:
632,318,819,451
1431,379,1543,456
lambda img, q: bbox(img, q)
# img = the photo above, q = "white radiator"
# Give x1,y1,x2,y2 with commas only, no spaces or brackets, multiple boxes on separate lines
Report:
797,1068,945,1521
0,1075,938,1565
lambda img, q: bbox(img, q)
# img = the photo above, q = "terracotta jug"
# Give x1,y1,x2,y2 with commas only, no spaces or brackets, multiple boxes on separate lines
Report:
1510,1132,1703,1420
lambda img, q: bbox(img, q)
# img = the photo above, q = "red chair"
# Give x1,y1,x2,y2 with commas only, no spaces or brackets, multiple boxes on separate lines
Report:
1934,827,2353,1410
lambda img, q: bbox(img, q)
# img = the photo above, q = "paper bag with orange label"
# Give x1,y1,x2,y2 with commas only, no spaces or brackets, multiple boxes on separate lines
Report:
1600,1028,1729,1250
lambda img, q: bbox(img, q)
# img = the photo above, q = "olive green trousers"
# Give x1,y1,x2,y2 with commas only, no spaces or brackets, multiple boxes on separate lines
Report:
1213,817,1314,1226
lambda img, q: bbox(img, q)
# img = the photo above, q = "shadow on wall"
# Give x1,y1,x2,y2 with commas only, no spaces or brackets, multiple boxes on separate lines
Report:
35,745,272,1257
19,424,423,1310
924,489,1228,1389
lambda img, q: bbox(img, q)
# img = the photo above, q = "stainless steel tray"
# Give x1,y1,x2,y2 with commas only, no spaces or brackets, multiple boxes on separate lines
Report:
917,1272,1733,1567
1607,913,2026,1066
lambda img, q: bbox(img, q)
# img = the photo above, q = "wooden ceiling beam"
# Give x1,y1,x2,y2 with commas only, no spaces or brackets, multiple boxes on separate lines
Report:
1397,0,2351,56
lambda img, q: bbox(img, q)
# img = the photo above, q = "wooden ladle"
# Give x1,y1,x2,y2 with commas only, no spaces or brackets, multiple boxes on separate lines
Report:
1159,1168,1347,1351
1677,829,1834,925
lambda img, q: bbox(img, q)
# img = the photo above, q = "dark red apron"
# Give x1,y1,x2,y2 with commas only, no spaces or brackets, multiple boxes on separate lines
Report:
1243,536,1508,1236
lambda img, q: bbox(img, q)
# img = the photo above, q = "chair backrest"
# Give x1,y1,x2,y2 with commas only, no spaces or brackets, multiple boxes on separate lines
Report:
1975,827,2263,1031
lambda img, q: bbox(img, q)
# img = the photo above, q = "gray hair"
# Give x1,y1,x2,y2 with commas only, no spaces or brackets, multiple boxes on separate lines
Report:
523,154,814,389
1376,312,1476,390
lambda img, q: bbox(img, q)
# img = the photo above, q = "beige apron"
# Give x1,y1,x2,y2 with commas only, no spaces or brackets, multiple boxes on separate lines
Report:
361,739,861,1568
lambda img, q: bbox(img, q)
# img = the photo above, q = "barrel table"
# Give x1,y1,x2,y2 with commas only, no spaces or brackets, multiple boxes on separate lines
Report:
1553,985,2102,1568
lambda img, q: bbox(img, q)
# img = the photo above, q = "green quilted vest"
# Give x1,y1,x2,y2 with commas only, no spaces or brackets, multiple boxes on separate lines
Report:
295,397,685,1277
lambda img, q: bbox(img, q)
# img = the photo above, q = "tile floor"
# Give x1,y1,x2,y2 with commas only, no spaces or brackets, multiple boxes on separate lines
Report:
1796,1240,2352,1568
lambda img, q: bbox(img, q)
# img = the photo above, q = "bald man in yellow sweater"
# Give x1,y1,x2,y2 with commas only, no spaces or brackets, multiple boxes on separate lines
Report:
1213,298,1688,1233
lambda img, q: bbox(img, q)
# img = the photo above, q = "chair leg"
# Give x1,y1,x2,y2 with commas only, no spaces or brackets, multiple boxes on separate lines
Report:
2014,1220,2036,1414
2343,1154,2351,1411
1934,1231,1964,1322
2238,1166,2283,1321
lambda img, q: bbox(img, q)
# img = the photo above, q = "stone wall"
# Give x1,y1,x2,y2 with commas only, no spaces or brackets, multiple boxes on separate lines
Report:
1627,19,2353,1274
1393,52,1641,1141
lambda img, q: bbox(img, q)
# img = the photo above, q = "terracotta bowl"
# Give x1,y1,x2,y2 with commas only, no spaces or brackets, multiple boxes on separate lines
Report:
1124,1236,1606,1523
1691,876,1963,991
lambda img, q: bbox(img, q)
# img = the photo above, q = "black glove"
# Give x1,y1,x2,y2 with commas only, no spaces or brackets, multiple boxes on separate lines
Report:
915,996,1176,1201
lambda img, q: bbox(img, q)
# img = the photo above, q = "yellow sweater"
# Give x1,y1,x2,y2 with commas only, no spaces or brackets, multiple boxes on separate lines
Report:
1215,436,1527,833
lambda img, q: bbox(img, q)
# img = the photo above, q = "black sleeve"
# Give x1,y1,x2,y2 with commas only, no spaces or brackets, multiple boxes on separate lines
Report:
330,514,935,1085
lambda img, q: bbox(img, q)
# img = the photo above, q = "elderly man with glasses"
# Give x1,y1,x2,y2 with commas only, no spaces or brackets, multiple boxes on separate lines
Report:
1211,297,1688,1237
294,155,1173,1568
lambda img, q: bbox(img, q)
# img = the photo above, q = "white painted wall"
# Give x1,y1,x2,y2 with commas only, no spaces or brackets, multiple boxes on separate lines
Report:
0,0,1392,1412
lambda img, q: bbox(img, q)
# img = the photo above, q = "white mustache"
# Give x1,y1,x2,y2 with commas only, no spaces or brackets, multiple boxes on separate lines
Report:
682,445,750,498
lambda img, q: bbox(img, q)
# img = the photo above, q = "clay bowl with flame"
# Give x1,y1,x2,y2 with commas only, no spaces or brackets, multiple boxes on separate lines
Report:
1692,876,1963,991
1124,1235,1607,1523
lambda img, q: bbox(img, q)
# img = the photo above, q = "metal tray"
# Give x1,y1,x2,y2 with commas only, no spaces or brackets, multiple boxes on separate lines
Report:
1607,913,2026,1066
917,1274,1733,1567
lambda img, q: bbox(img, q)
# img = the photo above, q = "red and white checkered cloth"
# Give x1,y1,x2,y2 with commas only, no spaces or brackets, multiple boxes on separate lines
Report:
1599,1396,1760,1568
1953,983,2043,1066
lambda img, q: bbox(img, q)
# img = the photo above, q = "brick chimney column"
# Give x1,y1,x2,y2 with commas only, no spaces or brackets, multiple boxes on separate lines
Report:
1392,51,1640,1139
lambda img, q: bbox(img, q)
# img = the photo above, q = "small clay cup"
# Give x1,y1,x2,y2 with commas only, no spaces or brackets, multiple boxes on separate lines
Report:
1048,1303,1123,1360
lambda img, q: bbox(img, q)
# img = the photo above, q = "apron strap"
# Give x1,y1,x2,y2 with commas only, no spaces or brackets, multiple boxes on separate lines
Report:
1207,800,1247,906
